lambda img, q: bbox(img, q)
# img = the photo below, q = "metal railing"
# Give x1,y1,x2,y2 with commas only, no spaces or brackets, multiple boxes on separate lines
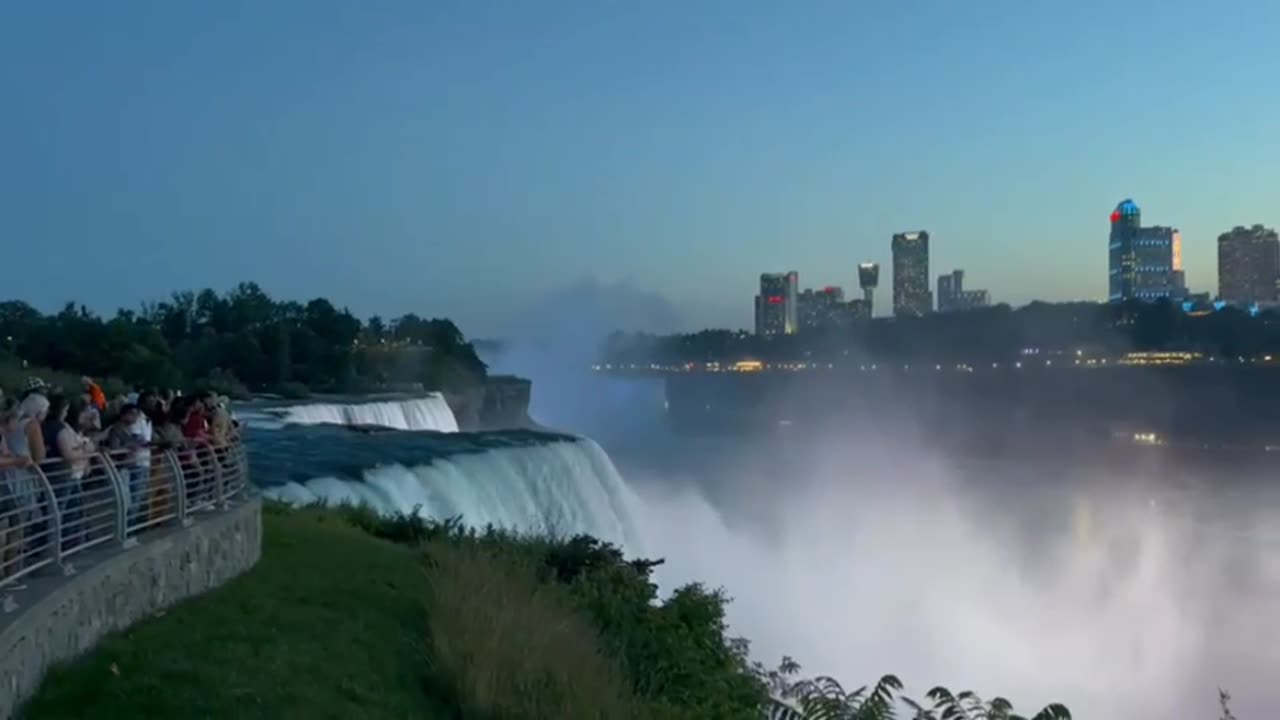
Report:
0,436,250,603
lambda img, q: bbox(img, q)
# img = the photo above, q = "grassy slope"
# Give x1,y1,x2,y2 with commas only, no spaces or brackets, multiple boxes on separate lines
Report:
21,508,445,720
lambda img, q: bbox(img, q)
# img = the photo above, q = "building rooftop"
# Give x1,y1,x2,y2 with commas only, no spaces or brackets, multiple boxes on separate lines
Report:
1110,198,1140,222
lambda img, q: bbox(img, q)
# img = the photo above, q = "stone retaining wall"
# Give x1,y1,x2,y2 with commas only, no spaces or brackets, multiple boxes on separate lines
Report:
0,496,262,719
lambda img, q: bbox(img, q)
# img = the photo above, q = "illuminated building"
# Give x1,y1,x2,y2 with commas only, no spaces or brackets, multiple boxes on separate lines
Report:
937,270,962,312
1108,199,1184,301
960,289,990,309
848,299,871,320
1217,225,1280,307
1108,199,1141,300
1133,226,1184,299
936,269,991,312
754,271,799,335
857,262,880,314
798,286,846,331
891,232,930,316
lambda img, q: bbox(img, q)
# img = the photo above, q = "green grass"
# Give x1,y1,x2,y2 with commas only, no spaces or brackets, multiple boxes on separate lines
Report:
19,505,665,720
422,541,649,720
21,507,444,720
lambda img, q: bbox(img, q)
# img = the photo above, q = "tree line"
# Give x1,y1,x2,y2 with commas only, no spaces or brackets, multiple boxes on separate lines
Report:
603,299,1280,366
0,282,487,398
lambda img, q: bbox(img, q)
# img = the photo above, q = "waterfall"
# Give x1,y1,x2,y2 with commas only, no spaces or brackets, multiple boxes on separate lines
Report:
260,436,642,550
268,395,459,433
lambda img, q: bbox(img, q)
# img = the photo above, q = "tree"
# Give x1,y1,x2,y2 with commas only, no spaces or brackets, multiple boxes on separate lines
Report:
0,283,490,397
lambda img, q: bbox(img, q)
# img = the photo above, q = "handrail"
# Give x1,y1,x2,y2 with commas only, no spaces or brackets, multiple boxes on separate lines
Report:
0,436,250,608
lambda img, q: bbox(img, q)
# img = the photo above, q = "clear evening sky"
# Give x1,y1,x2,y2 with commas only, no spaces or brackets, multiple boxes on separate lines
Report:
2,1,1278,336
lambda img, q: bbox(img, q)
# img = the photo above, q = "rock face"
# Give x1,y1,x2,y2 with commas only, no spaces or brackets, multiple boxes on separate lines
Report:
0,497,262,719
445,375,533,431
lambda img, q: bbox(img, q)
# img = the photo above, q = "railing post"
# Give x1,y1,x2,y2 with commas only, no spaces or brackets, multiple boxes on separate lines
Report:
164,449,190,527
97,451,134,548
30,464,72,576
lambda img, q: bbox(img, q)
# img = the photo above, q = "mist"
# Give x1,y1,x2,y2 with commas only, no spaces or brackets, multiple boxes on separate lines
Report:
482,282,1280,719
624,432,1280,719
480,278,678,445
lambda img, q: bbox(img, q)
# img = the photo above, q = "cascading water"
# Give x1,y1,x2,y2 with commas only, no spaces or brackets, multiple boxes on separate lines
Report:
265,395,460,433
258,434,643,551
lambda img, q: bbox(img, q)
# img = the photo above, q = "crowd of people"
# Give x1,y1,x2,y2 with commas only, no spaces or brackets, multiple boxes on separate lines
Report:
0,376,241,589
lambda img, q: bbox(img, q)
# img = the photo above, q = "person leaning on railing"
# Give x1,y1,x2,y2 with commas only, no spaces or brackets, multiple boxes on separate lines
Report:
40,395,98,552
1,403,37,582
104,404,152,526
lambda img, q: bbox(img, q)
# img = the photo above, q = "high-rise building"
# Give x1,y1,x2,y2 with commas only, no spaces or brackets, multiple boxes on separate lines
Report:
891,232,930,316
937,269,963,313
1134,226,1184,300
754,271,799,335
936,269,991,312
847,299,871,320
1218,225,1280,307
1109,199,1142,301
960,289,990,309
798,286,846,331
1109,199,1184,302
857,262,880,314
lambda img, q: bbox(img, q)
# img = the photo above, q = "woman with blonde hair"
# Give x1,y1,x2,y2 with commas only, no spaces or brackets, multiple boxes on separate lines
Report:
2,399,42,582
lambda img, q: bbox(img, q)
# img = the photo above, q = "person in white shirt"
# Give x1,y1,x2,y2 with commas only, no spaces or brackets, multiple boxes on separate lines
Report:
128,404,152,521
106,404,152,524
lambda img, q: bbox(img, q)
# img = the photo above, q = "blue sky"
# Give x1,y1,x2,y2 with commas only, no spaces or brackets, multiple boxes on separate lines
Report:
3,1,1278,336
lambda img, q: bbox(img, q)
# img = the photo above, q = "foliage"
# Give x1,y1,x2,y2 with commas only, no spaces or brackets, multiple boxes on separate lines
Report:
763,659,1072,720
0,283,488,396
422,540,655,719
602,299,1280,366
0,358,127,402
272,381,312,399
193,367,251,400
1219,689,1238,720
318,503,769,717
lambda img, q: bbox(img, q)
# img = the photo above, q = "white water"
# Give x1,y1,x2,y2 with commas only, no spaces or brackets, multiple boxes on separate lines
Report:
262,436,641,549
268,395,459,433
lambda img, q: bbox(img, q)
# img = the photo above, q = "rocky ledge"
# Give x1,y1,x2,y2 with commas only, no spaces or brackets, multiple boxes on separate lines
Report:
444,375,534,431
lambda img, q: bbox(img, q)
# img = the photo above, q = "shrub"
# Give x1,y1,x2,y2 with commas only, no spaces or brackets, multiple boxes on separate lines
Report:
320,506,765,717
423,541,655,720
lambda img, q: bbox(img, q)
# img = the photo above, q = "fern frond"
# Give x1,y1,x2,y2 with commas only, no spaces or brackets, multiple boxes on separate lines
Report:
767,698,804,720
1028,704,1071,720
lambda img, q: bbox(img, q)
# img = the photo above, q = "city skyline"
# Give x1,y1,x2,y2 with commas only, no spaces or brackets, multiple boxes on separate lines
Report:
4,2,1280,336
752,201,1279,331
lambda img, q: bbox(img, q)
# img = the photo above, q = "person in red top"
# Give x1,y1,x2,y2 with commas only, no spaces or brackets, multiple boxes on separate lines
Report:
81,377,106,412
179,396,209,441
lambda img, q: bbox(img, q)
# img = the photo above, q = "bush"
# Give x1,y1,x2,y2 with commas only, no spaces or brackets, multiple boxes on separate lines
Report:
323,505,769,718
423,541,655,720
536,535,766,717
